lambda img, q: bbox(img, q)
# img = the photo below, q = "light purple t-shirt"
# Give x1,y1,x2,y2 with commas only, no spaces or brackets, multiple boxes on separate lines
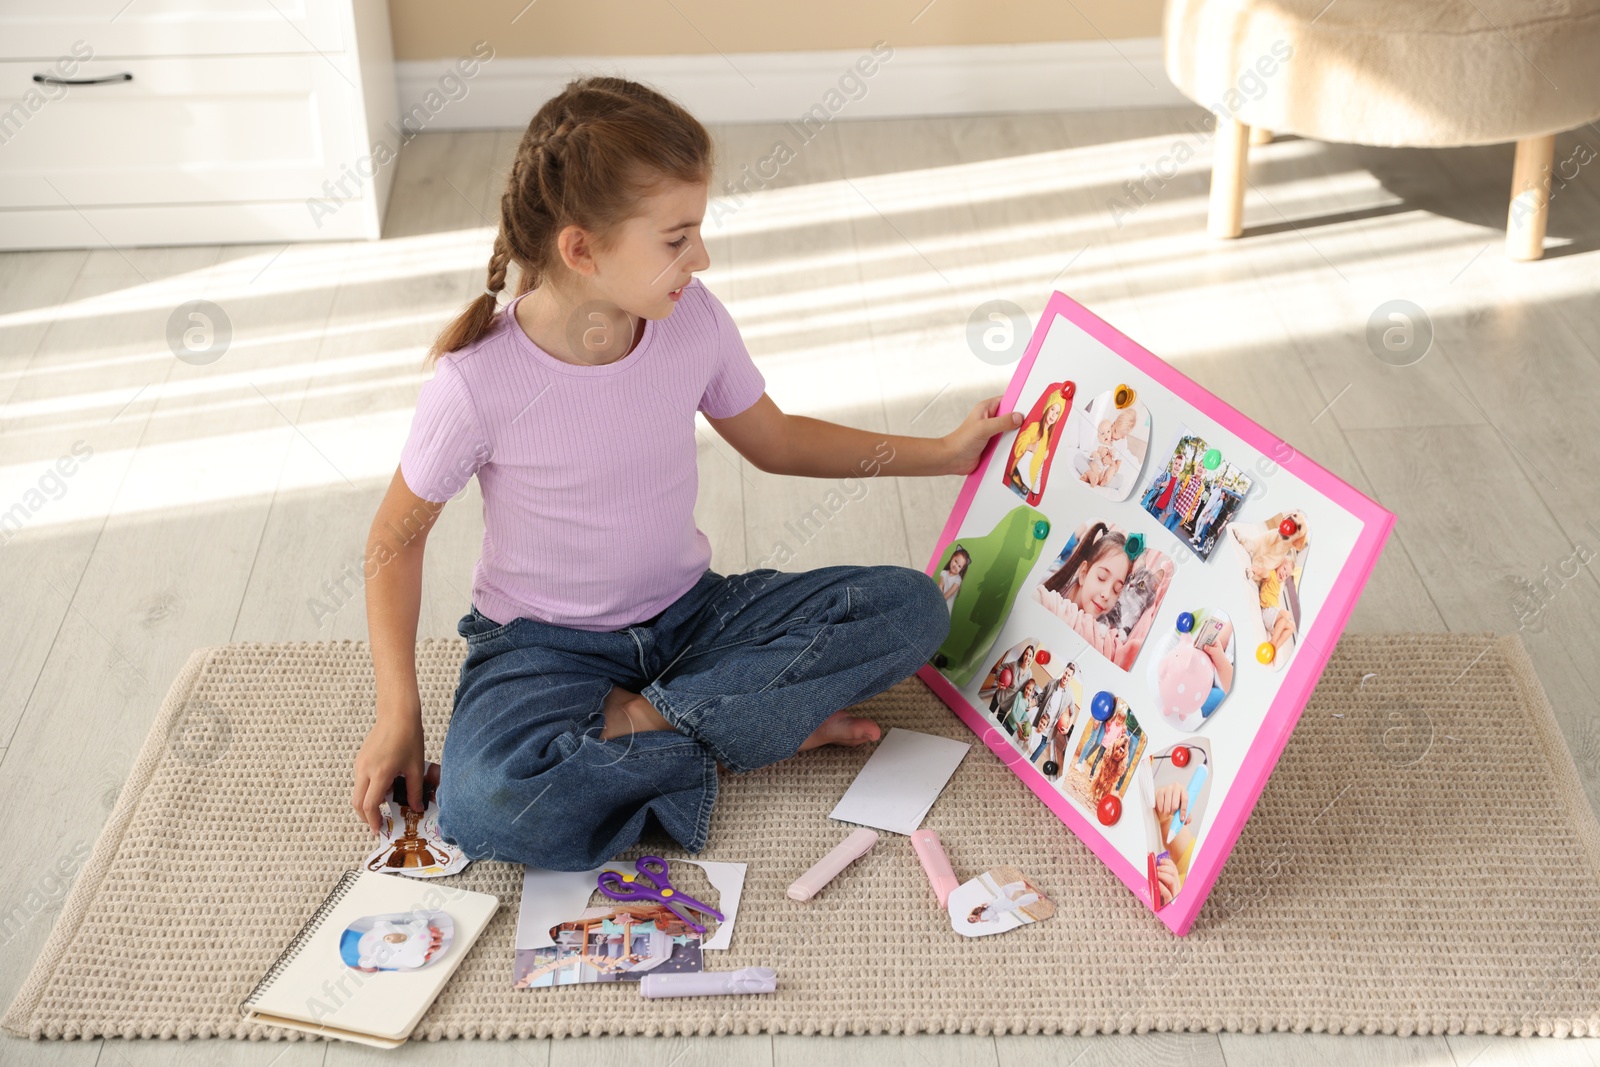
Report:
400,278,766,631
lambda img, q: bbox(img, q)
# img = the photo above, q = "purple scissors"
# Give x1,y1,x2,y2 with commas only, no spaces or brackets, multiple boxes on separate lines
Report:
596,856,725,933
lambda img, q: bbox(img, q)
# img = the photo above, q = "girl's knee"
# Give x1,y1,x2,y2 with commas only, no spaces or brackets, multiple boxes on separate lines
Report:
871,566,949,658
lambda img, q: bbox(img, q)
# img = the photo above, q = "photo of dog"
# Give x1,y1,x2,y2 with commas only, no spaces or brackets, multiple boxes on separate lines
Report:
1228,510,1311,671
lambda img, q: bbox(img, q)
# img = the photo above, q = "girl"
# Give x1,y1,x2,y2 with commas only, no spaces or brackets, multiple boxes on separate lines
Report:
1034,522,1132,659
939,546,969,614
350,77,1019,872
1004,387,1068,503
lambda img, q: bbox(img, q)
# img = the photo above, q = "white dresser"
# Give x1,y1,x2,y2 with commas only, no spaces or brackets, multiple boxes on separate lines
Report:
0,0,398,249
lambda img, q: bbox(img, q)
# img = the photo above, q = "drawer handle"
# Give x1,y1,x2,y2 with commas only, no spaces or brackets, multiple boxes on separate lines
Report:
32,72,134,86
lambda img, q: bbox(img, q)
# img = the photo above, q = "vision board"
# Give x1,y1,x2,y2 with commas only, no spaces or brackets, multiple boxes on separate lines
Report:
917,291,1393,936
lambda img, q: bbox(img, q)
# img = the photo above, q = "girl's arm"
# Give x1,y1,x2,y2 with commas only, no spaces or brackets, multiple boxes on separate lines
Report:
352,467,446,833
706,393,1022,479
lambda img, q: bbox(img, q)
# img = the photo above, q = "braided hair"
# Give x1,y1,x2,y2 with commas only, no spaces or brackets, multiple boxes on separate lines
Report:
427,76,714,365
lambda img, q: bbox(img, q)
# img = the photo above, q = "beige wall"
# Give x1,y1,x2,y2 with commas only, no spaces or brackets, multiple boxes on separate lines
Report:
387,0,1164,61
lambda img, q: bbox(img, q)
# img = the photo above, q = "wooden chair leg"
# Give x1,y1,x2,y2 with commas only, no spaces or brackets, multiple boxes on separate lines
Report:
1250,126,1274,145
1507,133,1555,262
1208,118,1251,239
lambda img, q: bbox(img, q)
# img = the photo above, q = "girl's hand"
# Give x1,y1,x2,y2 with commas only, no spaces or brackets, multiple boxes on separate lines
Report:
944,396,1022,476
353,710,427,834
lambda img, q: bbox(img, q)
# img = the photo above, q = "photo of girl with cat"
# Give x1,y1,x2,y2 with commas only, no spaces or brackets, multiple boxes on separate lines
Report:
1032,519,1173,670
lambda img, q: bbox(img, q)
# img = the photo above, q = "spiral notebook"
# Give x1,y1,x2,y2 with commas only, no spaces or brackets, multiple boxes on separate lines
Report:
241,869,498,1048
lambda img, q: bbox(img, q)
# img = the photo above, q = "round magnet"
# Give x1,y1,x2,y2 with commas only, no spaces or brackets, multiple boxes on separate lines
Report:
1114,384,1136,409
1091,691,1115,721
1279,517,1299,538
1176,611,1195,634
1033,519,1050,540
1203,448,1221,470
1043,760,1060,776
1035,649,1051,665
1256,641,1276,665
1171,745,1191,768
1097,793,1122,826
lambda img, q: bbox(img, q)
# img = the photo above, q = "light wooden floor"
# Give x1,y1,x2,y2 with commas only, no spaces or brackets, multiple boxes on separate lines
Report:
4,111,1600,1066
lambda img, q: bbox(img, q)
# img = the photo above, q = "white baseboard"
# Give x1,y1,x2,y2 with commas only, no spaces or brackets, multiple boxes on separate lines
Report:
396,38,1184,131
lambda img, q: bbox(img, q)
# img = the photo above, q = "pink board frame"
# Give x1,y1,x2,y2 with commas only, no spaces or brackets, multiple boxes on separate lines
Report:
916,291,1394,936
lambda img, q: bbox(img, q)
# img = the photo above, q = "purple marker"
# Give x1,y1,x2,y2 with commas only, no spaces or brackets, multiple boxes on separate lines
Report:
640,967,778,999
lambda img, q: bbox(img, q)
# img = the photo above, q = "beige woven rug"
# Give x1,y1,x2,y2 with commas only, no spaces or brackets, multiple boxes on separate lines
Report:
8,633,1600,1041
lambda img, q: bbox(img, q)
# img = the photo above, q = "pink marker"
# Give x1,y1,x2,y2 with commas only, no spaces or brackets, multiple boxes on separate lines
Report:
910,829,959,908
788,828,878,901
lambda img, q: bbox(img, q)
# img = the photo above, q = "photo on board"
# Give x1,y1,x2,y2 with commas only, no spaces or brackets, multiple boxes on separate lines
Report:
1139,428,1254,561
1145,607,1237,731
1063,690,1147,811
1141,738,1214,908
977,643,1083,776
930,504,1052,687
1060,385,1151,501
1227,510,1311,671
1000,380,1076,506
1032,518,1173,671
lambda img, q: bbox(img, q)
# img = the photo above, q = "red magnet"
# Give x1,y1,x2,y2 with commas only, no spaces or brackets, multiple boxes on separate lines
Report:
1171,745,1191,768
1096,793,1122,826
1279,518,1299,538
1035,650,1051,666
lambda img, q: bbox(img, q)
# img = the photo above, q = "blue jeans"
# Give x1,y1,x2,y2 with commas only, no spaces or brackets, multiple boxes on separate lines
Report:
436,564,950,871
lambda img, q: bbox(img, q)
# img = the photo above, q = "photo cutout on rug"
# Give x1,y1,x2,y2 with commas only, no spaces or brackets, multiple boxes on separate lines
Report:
340,911,455,973
976,641,1078,766
1227,510,1311,672
948,864,1056,938
1032,519,1173,671
1062,384,1151,500
1145,608,1237,732
1063,689,1148,820
930,504,1053,687
514,903,706,989
1139,428,1254,561
1000,380,1075,506
363,762,470,878
1139,738,1214,909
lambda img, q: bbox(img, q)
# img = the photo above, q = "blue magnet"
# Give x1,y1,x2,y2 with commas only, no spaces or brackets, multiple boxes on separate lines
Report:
1091,690,1115,722
1176,612,1195,634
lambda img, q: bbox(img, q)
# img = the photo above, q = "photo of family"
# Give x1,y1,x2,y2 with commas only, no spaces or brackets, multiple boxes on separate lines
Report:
977,642,1084,780
1001,380,1076,506
1140,429,1254,561
1061,385,1151,500
1141,739,1213,908
1228,510,1311,670
1032,519,1173,670
1146,608,1236,731
1063,692,1147,811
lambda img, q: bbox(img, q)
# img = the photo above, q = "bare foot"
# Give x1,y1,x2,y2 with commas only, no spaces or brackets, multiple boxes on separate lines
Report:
799,710,882,752
600,685,675,740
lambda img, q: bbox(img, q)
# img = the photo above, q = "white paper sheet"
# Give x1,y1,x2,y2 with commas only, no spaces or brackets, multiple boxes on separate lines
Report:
828,728,971,835
514,859,746,952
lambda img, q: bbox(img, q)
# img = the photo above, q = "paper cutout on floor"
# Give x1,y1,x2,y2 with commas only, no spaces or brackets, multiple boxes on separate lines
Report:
514,858,746,959
362,763,469,879
948,865,1055,937
513,903,705,988
828,727,970,835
